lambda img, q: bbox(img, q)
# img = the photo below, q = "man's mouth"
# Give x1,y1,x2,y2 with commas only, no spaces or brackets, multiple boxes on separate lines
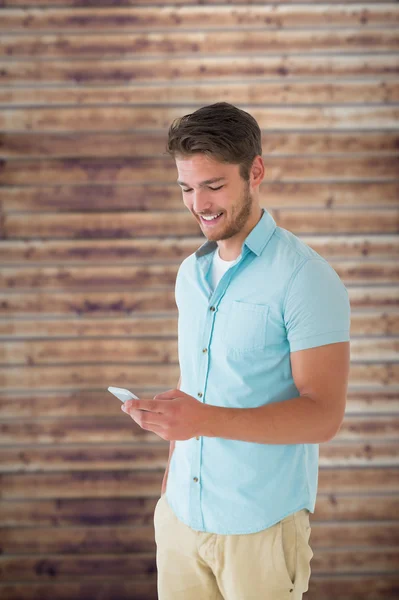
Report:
199,212,224,226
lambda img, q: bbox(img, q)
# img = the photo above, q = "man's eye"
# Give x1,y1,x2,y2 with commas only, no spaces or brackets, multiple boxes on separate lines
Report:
182,185,224,192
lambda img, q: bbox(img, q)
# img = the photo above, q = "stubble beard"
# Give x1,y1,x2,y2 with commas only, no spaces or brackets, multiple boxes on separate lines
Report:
203,179,253,242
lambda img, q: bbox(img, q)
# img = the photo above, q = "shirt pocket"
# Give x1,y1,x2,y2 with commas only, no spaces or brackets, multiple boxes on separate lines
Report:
223,300,270,353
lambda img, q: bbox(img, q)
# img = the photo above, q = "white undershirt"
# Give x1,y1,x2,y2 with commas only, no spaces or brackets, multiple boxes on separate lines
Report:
210,246,242,291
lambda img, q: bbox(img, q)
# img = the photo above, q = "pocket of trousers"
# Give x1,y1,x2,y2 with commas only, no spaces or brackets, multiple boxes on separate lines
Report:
278,515,297,589
278,510,313,591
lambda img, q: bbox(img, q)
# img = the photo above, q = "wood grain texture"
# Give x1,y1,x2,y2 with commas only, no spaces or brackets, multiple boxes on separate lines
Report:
0,0,397,6
1,5,398,31
0,260,399,291
0,389,397,417
0,236,398,263
0,440,398,472
1,413,399,444
0,0,396,5
0,287,397,318
1,1,398,598
2,548,398,581
2,210,399,239
1,82,399,106
0,336,398,365
2,105,399,129
0,493,397,526
1,55,399,84
1,29,399,57
0,578,398,600
0,468,398,500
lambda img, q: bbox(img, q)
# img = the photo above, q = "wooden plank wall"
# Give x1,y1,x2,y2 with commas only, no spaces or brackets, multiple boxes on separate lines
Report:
0,1,398,598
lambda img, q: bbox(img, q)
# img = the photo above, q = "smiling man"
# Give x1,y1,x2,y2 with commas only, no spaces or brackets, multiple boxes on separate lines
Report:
122,102,351,600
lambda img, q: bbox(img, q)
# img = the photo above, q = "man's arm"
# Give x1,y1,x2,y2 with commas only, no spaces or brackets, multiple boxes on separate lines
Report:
198,341,350,444
161,374,181,494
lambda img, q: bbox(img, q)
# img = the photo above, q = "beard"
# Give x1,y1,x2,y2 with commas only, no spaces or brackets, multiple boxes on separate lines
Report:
200,179,253,242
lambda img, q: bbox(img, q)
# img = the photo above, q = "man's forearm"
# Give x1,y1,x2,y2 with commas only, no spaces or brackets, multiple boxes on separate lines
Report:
198,394,338,444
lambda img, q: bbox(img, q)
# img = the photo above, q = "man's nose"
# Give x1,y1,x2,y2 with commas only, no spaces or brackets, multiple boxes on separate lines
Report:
192,190,213,213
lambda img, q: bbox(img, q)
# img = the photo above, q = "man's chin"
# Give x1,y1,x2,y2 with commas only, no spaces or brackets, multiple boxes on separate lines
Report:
203,231,218,241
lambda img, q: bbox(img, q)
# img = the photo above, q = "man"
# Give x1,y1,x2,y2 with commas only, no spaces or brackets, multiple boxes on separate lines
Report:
121,102,351,599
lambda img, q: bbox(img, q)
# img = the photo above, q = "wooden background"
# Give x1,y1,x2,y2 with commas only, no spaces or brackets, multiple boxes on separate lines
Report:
0,1,398,598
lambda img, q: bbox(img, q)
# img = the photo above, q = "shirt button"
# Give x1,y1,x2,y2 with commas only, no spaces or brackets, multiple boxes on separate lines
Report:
202,348,207,353
197,392,203,398
193,477,198,482
210,306,215,311
196,436,200,440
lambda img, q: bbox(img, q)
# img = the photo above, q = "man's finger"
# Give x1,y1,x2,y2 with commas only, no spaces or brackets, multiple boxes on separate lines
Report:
154,389,179,399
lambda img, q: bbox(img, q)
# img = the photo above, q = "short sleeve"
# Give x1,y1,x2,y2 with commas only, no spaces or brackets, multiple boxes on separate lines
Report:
283,258,351,352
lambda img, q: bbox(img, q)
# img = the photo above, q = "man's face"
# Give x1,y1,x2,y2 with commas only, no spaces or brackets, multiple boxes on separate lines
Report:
176,153,254,242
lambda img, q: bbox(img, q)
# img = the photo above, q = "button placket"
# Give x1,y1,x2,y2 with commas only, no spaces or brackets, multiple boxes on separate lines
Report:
191,300,216,522
188,248,248,530
191,254,235,529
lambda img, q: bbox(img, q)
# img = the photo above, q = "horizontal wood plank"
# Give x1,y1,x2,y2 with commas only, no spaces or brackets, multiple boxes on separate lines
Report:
0,337,398,365
1,493,398,527
0,415,398,445
1,29,398,58
0,314,397,339
0,265,178,290
0,548,398,581
0,389,397,418
0,468,398,499
0,440,397,472
2,210,399,239
1,577,397,600
1,130,399,158
1,82,399,110
349,338,399,358
0,363,397,390
0,0,395,5
2,106,399,132
0,289,178,316
0,287,397,317
0,0,396,7
0,363,180,390
0,520,398,553
1,55,399,85
0,337,179,364
1,5,399,31
0,316,182,338
0,261,398,291
1,236,398,263
2,182,398,211
320,441,399,466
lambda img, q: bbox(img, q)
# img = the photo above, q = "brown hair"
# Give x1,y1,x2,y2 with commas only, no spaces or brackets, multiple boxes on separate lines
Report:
165,102,262,182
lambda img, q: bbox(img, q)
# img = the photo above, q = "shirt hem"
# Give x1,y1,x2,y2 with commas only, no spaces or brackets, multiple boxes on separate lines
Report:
166,493,314,535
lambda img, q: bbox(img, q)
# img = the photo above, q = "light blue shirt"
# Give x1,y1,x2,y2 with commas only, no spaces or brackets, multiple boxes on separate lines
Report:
166,207,351,534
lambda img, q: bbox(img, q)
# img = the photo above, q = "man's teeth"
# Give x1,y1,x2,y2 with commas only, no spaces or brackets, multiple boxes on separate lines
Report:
202,213,222,221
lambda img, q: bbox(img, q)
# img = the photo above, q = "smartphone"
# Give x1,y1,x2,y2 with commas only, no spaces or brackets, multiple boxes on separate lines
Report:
108,386,139,403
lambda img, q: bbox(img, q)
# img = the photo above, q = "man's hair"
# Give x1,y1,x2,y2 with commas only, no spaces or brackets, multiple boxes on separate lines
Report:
165,102,262,182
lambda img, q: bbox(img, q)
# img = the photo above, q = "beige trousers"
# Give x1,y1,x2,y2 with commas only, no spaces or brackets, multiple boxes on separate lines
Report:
154,493,313,600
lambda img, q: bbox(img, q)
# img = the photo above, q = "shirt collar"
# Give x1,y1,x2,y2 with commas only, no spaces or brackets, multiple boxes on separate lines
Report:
194,207,277,259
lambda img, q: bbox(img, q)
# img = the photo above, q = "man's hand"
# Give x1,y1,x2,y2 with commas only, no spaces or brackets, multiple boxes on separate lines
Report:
121,389,208,441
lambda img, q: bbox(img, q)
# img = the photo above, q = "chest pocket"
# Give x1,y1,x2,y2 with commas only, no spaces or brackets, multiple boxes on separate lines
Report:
223,300,270,353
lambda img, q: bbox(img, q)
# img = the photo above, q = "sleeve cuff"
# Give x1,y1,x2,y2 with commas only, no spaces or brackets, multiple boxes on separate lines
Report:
289,330,350,352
